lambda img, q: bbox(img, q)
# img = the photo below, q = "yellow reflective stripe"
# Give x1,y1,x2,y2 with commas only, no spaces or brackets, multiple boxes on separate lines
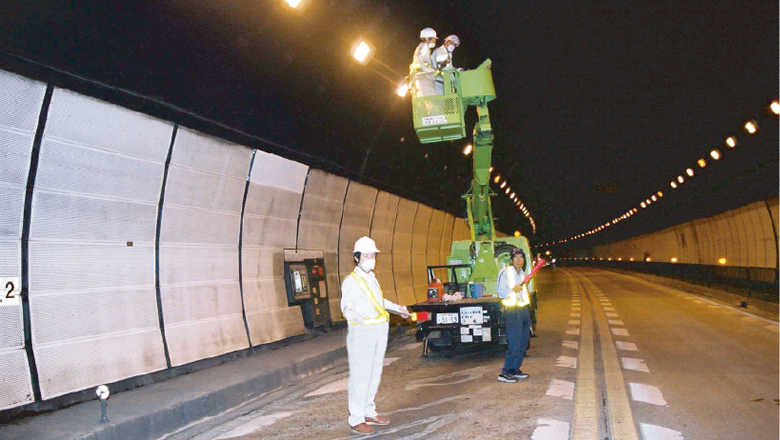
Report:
348,272,389,326
502,267,530,308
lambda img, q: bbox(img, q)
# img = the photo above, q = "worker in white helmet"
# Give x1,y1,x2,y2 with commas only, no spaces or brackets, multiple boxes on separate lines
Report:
432,34,460,94
341,236,410,435
410,27,438,97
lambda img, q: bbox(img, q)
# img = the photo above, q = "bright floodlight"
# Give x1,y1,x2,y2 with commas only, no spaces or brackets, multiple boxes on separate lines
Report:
726,137,736,148
396,83,409,97
771,100,780,115
744,121,757,134
352,40,374,65
710,149,721,160
697,158,707,168
686,168,694,177
463,144,473,155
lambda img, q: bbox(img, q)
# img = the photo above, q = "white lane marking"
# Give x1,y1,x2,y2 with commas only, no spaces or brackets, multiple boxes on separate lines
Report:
568,320,581,325
214,411,296,439
384,357,400,366
621,357,650,373
566,328,581,336
546,380,575,400
606,312,619,318
603,307,615,311
615,341,638,351
609,320,625,326
572,302,582,306
572,307,581,312
612,328,629,336
556,355,578,369
402,342,422,350
531,418,571,440
570,312,581,318
640,423,684,440
562,340,579,350
304,378,349,397
630,383,668,406
765,325,780,333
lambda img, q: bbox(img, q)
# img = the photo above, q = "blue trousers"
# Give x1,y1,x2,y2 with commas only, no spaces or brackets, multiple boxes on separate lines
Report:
502,306,531,375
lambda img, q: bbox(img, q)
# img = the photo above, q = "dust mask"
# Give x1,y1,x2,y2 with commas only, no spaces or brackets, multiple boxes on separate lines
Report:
446,44,454,53
359,259,376,272
428,41,436,48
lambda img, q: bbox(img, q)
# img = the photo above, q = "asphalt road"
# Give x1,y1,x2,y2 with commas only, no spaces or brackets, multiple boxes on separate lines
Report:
168,267,779,440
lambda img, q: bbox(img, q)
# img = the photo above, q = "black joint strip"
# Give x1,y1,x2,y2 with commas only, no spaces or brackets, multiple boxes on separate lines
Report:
237,150,256,347
21,84,54,402
154,124,177,368
295,168,312,250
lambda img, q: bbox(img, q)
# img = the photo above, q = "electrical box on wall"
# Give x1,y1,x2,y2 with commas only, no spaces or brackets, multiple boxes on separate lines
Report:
284,257,331,328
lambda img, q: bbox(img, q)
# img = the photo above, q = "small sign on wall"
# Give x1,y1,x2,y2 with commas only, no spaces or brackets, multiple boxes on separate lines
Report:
0,277,20,306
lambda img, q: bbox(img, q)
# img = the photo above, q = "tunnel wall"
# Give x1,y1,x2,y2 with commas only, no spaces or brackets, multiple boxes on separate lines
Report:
0,69,477,411
589,198,779,270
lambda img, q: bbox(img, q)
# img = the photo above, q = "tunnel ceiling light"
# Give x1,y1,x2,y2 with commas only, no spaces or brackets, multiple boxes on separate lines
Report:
463,144,473,155
641,201,647,208
493,175,501,183
771,100,780,115
657,191,663,197
697,158,707,168
351,39,375,65
500,181,507,188
686,168,694,177
744,120,757,134
651,195,657,202
670,181,677,189
505,187,511,194
710,149,721,160
726,136,736,148
489,166,494,172
510,192,515,198
677,175,685,184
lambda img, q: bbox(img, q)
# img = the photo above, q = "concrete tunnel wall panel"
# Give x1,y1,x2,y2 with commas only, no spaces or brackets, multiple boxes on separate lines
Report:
369,191,400,303
411,204,433,303
297,169,348,322
440,213,455,261
392,199,417,307
427,210,446,266
159,128,251,367
242,150,307,346
337,182,378,285
0,70,45,409
29,89,171,398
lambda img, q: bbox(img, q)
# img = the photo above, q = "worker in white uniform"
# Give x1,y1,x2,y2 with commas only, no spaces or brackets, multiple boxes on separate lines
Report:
410,27,438,97
431,34,460,95
341,236,410,435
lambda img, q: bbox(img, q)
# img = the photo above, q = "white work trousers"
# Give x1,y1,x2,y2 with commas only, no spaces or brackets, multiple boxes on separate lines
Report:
347,321,389,427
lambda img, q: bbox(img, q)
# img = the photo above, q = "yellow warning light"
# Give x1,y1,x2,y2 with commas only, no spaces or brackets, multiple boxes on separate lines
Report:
718,257,727,265
514,230,521,237
671,257,678,263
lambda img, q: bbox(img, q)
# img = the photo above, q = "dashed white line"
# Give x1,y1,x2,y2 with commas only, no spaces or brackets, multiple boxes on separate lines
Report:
568,320,581,325
615,341,638,351
621,357,650,373
566,328,581,336
556,355,577,369
384,357,400,366
546,380,575,400
572,307,581,312
562,340,579,350
606,312,619,318
531,418,570,440
608,320,625,326
570,312,581,318
640,423,684,440
603,307,615,312
629,383,668,406
612,328,630,336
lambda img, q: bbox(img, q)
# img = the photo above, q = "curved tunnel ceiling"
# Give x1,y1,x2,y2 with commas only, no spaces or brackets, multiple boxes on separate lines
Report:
0,1,776,247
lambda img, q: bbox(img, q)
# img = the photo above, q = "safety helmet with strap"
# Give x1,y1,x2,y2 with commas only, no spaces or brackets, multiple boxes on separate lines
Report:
444,35,460,47
420,27,437,40
354,236,380,254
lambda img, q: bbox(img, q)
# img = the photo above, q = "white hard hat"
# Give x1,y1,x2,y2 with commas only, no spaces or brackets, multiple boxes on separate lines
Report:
420,27,437,40
444,35,460,47
354,236,380,253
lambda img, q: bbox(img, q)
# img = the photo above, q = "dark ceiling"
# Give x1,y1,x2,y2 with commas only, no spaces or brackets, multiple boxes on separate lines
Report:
1,1,777,250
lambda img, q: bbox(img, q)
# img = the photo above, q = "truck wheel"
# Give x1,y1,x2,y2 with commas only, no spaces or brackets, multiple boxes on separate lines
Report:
494,244,517,258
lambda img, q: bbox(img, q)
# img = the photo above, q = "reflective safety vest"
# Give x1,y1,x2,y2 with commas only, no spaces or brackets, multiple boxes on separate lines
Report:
348,272,390,326
501,267,531,308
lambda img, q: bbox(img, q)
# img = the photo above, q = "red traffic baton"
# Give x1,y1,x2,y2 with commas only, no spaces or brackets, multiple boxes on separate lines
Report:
521,258,547,285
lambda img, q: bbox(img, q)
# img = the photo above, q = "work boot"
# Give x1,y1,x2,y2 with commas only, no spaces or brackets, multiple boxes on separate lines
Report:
351,423,375,435
366,415,390,425
497,372,518,383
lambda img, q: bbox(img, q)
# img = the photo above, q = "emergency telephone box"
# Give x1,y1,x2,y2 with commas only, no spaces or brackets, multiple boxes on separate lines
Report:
284,258,331,328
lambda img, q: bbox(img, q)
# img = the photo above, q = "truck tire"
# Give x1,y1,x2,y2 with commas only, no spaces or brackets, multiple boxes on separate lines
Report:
494,244,517,259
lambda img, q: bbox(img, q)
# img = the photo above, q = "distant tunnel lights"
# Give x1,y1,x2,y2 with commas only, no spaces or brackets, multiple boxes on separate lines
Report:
352,40,375,65
686,168,694,177
726,137,736,148
493,175,501,183
710,149,721,160
677,175,685,184
500,181,507,189
772,101,780,115
697,158,707,168
718,258,727,265
463,144,473,155
744,121,757,134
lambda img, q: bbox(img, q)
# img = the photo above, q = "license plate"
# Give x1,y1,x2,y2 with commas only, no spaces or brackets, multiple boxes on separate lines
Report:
436,313,459,324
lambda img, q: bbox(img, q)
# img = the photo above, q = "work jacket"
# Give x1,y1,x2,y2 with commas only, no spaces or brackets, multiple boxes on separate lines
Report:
497,266,531,308
340,267,404,325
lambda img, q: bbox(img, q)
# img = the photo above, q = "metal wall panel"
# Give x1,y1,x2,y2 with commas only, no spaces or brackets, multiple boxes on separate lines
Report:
0,70,45,410
369,192,399,303
242,151,307,345
411,205,432,303
338,182,377,283
29,89,171,399
392,199,417,306
297,169,348,322
160,128,251,366
427,210,445,266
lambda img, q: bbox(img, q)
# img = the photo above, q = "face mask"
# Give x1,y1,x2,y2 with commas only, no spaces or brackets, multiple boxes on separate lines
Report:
428,41,436,48
360,259,376,272
446,44,454,53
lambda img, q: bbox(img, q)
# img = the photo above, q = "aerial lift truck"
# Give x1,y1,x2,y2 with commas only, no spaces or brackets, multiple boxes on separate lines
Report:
406,60,540,354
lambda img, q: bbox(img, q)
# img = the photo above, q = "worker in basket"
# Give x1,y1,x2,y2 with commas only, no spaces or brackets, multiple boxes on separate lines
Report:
496,248,532,383
410,27,438,97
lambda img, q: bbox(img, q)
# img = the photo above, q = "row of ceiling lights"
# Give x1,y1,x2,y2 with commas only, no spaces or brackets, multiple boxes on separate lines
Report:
562,256,730,265
535,100,780,249
463,144,537,235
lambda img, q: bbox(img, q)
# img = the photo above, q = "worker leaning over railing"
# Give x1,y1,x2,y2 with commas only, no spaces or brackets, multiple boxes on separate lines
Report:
340,236,411,435
496,248,532,383
409,27,438,97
